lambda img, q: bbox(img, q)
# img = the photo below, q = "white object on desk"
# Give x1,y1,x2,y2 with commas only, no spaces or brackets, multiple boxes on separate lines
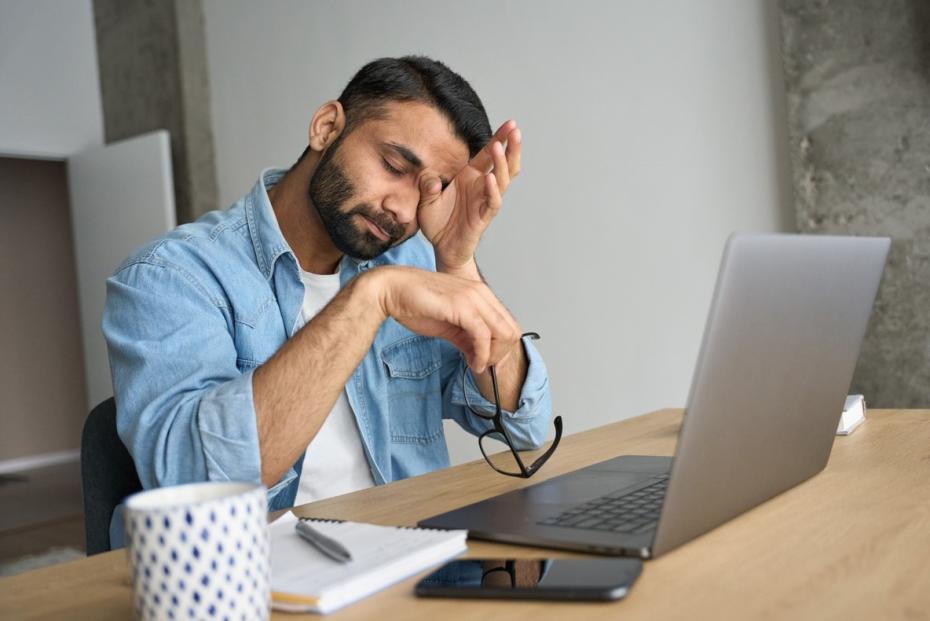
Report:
124,482,270,621
836,395,866,435
270,511,467,614
67,131,176,410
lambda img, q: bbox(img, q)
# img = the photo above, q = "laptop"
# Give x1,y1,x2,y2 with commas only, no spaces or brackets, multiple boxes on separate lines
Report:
420,233,890,558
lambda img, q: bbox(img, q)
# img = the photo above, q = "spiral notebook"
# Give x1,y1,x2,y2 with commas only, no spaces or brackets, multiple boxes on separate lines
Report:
269,511,467,614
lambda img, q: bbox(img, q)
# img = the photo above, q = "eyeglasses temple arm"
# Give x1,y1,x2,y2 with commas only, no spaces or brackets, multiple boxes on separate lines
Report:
528,416,563,472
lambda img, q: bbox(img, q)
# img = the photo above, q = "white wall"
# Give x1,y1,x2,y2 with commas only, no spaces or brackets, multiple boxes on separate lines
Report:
68,131,177,412
203,0,794,465
0,0,103,158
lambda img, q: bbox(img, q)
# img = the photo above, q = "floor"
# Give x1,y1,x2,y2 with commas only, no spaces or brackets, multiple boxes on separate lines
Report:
0,461,87,577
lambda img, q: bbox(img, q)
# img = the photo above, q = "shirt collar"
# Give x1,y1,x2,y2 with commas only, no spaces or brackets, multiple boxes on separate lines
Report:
245,168,368,280
243,168,290,280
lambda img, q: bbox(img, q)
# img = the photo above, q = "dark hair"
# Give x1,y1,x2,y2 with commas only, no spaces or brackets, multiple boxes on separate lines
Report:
337,56,492,158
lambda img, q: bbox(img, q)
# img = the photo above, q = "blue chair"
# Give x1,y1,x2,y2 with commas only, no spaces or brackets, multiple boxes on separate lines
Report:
80,398,141,555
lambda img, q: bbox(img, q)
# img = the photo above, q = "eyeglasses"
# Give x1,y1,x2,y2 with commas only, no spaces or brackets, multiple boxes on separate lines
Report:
463,332,563,478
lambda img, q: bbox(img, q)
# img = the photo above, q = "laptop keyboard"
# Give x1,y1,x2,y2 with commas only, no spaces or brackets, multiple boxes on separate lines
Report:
537,474,669,534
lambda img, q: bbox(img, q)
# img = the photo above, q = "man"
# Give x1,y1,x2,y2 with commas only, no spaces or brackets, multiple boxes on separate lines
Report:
103,56,553,547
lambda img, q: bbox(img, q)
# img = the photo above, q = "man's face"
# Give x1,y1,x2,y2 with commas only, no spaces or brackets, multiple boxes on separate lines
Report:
308,101,470,260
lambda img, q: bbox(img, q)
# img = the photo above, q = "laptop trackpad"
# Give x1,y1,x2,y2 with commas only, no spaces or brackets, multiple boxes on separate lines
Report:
420,455,673,531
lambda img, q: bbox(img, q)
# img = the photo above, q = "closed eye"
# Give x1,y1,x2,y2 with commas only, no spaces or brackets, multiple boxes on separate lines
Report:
381,158,404,177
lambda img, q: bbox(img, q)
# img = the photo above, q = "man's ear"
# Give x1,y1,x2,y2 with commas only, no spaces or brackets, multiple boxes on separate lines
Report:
308,100,346,152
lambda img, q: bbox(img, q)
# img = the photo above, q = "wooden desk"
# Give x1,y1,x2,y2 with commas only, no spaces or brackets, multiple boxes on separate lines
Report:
2,408,929,620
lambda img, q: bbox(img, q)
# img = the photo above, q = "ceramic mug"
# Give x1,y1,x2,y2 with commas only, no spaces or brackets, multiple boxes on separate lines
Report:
124,481,270,621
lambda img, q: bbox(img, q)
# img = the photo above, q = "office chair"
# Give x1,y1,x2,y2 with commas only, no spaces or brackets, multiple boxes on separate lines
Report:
80,397,142,555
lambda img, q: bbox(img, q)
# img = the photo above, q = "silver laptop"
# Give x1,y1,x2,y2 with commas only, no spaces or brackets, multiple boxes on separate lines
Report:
420,233,890,558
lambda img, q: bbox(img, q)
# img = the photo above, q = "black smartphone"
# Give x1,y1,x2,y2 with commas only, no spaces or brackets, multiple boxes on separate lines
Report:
414,557,643,601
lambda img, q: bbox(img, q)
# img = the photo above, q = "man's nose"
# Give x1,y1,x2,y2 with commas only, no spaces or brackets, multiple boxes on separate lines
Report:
381,186,419,226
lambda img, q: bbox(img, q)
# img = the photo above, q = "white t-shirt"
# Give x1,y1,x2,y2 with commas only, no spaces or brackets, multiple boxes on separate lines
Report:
292,267,376,506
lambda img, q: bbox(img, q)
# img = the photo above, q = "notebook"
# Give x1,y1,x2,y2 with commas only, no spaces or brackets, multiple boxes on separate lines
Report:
269,511,467,614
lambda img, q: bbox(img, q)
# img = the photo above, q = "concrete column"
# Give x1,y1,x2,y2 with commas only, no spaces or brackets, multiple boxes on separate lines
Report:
779,1,930,407
93,0,218,223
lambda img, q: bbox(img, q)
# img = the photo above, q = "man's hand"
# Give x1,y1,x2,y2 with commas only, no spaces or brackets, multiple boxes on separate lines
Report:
417,120,522,277
254,263,525,487
368,265,522,374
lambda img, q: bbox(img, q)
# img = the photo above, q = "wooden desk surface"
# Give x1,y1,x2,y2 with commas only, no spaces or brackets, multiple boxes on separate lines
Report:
2,408,929,620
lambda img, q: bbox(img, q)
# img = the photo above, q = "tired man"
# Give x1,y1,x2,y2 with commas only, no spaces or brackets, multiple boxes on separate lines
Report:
103,56,553,546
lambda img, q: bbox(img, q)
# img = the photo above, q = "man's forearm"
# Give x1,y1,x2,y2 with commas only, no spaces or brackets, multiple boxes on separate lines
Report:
473,339,528,412
252,272,385,488
436,256,528,410
252,259,527,488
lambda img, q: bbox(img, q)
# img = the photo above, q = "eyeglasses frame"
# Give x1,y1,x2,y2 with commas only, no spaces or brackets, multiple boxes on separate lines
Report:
462,332,563,478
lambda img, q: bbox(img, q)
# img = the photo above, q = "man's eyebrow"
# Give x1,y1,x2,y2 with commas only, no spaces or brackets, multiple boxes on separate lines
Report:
385,142,422,168
384,142,451,189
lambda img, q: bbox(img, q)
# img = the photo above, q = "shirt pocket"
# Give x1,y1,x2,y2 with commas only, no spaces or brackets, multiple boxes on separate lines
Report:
380,335,444,443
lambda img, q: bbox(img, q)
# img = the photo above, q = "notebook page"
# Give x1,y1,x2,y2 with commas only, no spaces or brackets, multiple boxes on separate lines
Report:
270,514,466,597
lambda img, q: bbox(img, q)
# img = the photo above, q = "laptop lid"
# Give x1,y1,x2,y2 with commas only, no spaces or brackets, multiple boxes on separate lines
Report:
651,233,889,556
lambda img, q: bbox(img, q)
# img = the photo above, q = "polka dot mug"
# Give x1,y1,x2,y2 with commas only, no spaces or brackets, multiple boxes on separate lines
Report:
124,482,270,621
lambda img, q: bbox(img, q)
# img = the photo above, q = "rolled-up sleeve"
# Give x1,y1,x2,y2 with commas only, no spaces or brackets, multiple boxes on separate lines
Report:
103,260,273,494
440,334,553,450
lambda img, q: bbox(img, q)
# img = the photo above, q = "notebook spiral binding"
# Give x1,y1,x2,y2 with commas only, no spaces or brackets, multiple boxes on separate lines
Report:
298,517,446,532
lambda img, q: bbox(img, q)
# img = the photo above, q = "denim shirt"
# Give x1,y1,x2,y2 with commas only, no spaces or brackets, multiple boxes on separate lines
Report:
103,169,552,547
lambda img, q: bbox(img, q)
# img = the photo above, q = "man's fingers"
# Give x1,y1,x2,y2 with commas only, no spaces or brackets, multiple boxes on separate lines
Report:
490,140,510,194
470,286,522,369
480,285,522,338
461,313,492,373
486,318,521,368
383,268,521,375
470,120,517,173
492,120,517,151
506,128,521,179
458,283,523,373
493,119,517,142
475,285,523,352
481,173,502,222
418,176,442,206
470,143,495,176
447,329,476,369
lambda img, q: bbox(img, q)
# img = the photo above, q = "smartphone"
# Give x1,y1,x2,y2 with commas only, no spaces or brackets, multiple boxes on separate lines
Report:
414,557,643,601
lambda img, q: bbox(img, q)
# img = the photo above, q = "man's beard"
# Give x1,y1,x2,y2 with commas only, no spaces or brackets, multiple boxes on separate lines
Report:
308,139,406,260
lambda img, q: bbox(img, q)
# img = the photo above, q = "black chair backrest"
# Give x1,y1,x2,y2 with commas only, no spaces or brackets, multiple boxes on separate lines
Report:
80,397,142,555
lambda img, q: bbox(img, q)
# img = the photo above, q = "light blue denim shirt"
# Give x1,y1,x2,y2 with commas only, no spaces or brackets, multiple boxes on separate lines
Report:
103,168,552,548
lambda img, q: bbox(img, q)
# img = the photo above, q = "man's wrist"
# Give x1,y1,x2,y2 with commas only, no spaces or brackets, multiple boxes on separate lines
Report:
355,267,392,322
436,255,482,282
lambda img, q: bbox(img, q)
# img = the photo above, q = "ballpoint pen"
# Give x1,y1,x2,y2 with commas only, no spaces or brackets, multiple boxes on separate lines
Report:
295,519,353,563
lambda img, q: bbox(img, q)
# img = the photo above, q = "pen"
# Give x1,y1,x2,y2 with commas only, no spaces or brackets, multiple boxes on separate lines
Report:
295,519,353,563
